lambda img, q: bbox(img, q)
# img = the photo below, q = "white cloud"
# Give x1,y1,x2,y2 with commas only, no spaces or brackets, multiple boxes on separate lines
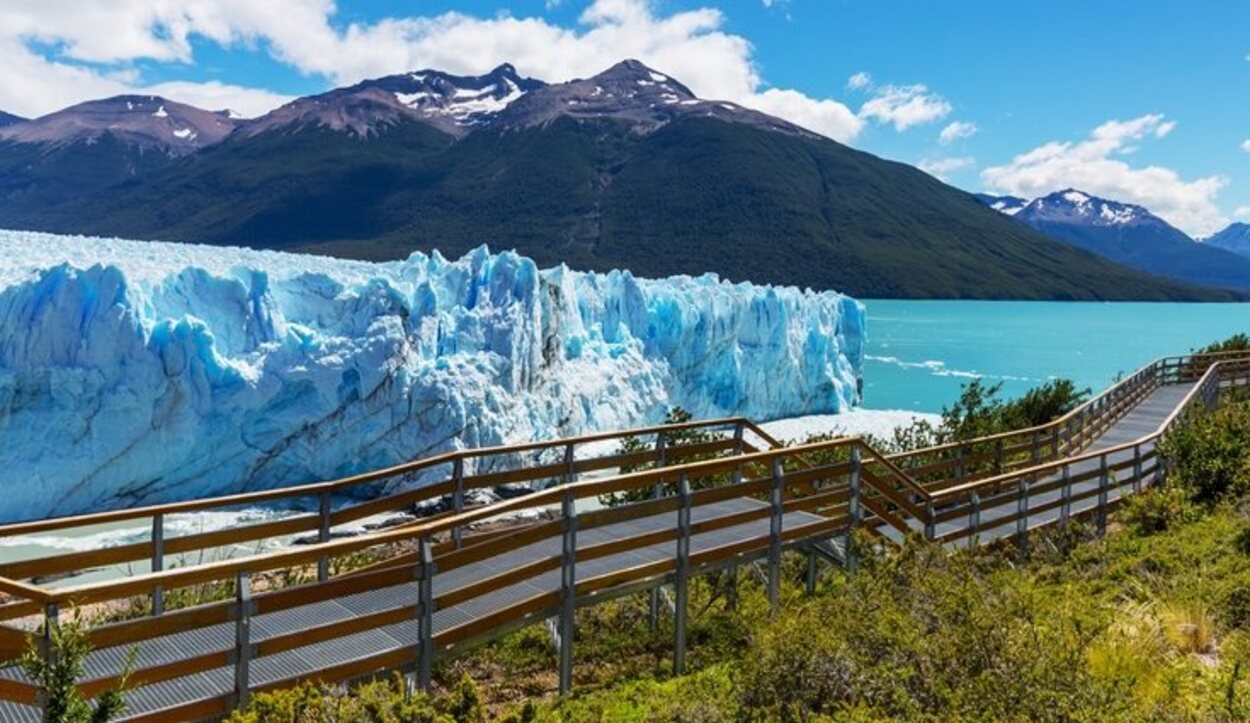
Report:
939,120,977,145
1237,206,1250,218
858,83,951,131
917,156,974,181
1242,139,1250,153
982,114,1228,237
846,71,871,90
0,0,865,141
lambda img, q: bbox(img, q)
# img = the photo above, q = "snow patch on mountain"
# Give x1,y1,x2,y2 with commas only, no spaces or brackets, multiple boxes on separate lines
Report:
0,230,864,521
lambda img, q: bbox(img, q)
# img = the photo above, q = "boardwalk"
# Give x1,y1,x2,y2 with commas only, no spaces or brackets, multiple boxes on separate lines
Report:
0,350,1242,721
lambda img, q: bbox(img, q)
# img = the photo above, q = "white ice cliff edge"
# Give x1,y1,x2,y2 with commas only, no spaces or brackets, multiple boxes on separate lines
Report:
0,231,864,521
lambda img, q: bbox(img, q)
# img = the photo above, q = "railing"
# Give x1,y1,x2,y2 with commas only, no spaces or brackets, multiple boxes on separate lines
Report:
0,416,771,613
0,349,1244,720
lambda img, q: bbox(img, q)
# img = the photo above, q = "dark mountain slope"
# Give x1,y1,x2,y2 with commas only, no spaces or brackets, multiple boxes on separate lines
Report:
35,113,1228,300
1205,223,1250,259
1007,190,1250,292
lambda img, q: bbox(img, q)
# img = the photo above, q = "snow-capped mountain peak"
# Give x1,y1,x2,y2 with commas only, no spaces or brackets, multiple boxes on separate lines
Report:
491,58,819,138
1021,189,1154,228
0,95,238,154
973,193,1027,216
243,64,545,138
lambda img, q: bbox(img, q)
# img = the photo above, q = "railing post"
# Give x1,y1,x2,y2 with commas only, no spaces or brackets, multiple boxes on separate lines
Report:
317,490,332,582
846,446,861,573
1060,464,1072,526
923,498,935,542
994,438,1004,474
954,446,965,485
1133,444,1143,493
649,434,666,631
1050,426,1059,460
416,536,434,693
563,442,577,484
968,490,981,545
1031,430,1041,463
233,571,253,711
558,489,578,694
673,476,692,675
452,457,465,549
38,601,58,714
768,458,784,615
731,422,745,485
151,513,164,616
1016,477,1029,557
1097,454,1109,536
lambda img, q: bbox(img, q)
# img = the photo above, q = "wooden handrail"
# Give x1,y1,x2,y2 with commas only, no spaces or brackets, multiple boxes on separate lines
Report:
0,415,752,536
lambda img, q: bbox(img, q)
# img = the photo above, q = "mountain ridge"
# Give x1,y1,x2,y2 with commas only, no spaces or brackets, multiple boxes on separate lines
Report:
978,189,1250,292
0,61,1235,301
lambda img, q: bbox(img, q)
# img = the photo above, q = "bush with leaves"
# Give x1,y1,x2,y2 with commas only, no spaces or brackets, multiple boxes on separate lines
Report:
1121,484,1201,535
18,614,133,723
227,673,488,723
1159,403,1250,506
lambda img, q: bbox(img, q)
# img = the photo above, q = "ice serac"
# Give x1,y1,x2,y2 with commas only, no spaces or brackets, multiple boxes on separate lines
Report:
0,231,864,521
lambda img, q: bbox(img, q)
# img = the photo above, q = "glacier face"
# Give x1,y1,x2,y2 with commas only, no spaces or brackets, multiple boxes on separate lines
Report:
0,231,864,521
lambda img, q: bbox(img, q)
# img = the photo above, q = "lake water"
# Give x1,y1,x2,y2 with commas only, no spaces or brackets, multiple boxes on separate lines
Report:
862,300,1249,413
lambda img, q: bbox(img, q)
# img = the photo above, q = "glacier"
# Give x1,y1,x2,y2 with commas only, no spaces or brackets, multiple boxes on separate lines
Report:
0,230,864,521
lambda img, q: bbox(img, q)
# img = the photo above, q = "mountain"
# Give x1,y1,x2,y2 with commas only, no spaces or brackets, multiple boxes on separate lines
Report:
1205,223,1250,259
241,63,544,138
0,62,1231,301
979,189,1250,292
0,95,236,151
0,96,239,216
973,193,1027,216
0,111,23,127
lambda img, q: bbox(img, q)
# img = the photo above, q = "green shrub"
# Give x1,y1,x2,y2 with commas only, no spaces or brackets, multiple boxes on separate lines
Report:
17,614,133,723
1159,404,1250,505
227,674,487,723
1121,485,1200,535
738,543,1119,721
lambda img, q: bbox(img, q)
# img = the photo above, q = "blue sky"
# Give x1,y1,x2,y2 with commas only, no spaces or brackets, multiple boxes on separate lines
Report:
3,0,1245,235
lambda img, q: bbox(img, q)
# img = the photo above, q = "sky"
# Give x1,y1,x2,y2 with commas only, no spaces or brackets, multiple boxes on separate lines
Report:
1,0,1246,237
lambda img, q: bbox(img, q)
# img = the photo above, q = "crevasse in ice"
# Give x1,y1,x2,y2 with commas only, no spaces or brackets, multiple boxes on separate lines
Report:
0,231,864,520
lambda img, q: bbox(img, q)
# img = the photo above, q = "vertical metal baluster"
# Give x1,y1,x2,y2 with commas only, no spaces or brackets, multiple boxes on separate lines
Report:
649,432,667,631
1016,476,1029,557
1060,464,1072,526
731,422,745,485
452,457,465,549
416,536,434,693
968,490,981,547
673,476,692,675
558,489,578,694
1097,454,1109,536
151,513,164,616
233,572,252,711
317,490,332,581
564,443,577,484
38,602,58,715
768,458,784,615
1133,444,1143,493
846,446,861,573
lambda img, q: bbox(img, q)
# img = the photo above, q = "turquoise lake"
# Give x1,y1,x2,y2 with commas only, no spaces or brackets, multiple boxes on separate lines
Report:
862,301,1250,413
